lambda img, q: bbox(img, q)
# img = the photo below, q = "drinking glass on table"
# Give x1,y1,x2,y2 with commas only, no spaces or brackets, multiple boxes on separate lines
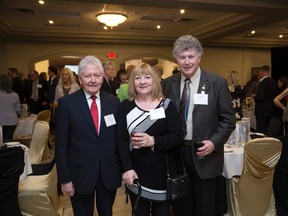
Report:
131,126,143,149
194,138,205,159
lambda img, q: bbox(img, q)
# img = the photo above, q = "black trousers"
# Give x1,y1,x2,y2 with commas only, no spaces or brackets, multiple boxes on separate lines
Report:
70,175,117,216
172,146,227,216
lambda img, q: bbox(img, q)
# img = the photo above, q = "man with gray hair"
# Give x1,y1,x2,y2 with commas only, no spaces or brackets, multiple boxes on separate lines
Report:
162,35,235,215
55,56,121,216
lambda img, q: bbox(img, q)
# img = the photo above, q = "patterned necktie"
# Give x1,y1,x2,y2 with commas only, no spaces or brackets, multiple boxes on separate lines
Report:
90,95,99,133
179,78,191,136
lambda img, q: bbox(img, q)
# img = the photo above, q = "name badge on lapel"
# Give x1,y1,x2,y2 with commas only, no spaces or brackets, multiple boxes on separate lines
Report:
194,93,208,105
149,107,166,120
104,114,116,127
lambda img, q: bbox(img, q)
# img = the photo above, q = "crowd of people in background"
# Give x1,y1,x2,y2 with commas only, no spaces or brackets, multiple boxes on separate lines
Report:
2,34,288,216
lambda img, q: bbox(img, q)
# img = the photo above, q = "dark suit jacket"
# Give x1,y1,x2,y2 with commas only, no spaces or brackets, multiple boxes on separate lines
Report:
162,70,235,179
48,76,59,104
254,76,278,117
101,78,116,96
55,89,121,194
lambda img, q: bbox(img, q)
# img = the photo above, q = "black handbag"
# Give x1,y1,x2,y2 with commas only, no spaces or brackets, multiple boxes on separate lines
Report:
166,150,190,201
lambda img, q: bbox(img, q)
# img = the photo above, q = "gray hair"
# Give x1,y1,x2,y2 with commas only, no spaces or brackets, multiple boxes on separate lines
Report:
102,61,112,71
78,56,104,76
172,35,204,58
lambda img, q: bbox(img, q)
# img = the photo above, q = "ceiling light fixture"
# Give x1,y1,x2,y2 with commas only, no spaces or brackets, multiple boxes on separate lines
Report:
180,9,185,14
39,0,45,5
279,34,283,38
96,13,127,28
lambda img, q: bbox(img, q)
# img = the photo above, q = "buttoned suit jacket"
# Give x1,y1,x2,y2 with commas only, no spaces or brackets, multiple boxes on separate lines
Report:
254,76,278,117
55,88,121,194
162,70,235,179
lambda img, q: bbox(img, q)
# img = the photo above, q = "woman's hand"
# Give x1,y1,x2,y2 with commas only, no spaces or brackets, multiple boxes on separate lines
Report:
122,170,138,185
131,133,154,149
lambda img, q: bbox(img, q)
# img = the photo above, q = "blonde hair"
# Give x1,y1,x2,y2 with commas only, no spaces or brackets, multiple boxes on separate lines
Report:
58,67,77,86
128,63,163,100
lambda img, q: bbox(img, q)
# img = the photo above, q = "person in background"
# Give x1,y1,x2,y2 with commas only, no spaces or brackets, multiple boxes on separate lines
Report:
53,67,80,107
153,64,164,81
162,35,235,216
39,72,48,81
226,71,245,119
0,74,21,142
117,64,135,102
243,74,259,97
25,70,48,114
73,71,80,85
117,63,182,216
274,86,288,135
101,61,116,95
55,56,121,216
274,76,288,124
172,69,180,75
253,65,278,134
112,68,127,95
7,67,25,103
48,66,59,108
48,66,59,128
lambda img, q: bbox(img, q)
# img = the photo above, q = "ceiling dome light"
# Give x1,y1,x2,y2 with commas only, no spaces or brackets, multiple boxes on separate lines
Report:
180,9,185,14
96,13,127,28
157,25,161,30
39,0,45,5
49,20,54,24
279,34,283,38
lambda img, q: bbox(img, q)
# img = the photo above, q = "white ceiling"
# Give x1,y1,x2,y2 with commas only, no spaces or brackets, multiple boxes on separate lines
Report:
0,0,288,48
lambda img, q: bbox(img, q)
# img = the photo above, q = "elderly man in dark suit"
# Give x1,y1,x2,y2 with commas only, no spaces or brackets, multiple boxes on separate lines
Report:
55,56,121,216
253,65,278,134
162,35,235,216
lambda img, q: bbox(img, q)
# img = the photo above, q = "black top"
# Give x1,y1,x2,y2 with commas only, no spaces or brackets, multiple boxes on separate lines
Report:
117,98,182,200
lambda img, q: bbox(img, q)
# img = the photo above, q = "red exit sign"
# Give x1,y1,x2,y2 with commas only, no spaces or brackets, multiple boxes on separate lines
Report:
107,52,117,59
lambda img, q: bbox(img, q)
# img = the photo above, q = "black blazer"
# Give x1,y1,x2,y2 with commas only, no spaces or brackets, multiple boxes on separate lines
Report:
55,89,121,194
48,76,59,104
254,77,278,117
101,78,116,95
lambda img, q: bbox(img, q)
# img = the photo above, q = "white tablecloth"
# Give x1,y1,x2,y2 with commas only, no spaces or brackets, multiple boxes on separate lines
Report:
223,144,244,179
13,115,37,140
6,142,33,181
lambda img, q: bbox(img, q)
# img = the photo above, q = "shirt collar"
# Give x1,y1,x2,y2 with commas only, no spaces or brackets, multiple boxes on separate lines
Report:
84,90,100,100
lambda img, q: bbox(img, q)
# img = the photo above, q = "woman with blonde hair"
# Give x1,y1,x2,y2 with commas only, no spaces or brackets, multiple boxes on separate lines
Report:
53,67,80,107
117,63,182,215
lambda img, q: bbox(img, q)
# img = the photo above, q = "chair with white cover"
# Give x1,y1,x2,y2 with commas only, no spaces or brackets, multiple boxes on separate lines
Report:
29,120,50,164
37,110,52,123
227,137,282,216
18,163,64,216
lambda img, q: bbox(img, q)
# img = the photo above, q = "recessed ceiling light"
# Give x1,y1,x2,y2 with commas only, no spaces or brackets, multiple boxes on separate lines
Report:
180,9,185,14
279,34,283,38
49,20,54,24
39,0,45,5
251,30,256,34
157,25,161,30
103,26,108,30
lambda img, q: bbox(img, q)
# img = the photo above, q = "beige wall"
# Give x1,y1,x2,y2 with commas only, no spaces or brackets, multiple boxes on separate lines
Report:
1,41,271,85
